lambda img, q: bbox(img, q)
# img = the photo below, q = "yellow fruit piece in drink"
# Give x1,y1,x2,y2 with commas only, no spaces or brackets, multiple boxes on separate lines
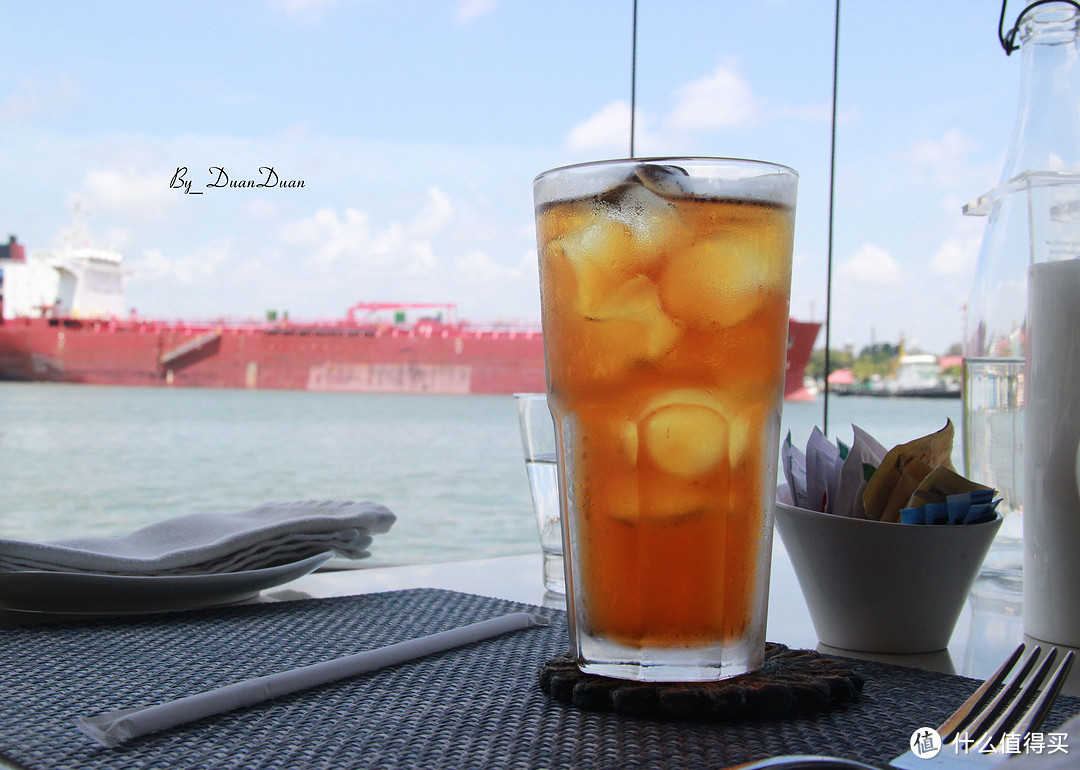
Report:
727,401,770,467
535,201,594,245
659,222,792,329
640,388,769,468
618,417,639,465
603,466,716,522
555,221,632,311
548,196,690,315
642,400,729,477
642,387,726,415
550,220,651,312
567,276,682,382
641,472,717,519
605,184,692,268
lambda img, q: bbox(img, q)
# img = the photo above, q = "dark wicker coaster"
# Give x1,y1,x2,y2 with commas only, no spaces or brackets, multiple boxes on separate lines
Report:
540,642,864,720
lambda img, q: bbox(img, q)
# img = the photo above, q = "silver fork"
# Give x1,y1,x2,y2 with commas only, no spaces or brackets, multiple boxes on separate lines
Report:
731,643,1076,770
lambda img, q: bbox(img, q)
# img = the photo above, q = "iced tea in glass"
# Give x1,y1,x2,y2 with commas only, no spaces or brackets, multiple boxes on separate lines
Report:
533,158,796,681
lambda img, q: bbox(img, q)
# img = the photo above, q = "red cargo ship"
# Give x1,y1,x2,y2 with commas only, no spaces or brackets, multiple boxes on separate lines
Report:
0,235,819,397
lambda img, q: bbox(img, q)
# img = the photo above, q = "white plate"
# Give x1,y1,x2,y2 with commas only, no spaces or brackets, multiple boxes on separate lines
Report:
0,552,333,615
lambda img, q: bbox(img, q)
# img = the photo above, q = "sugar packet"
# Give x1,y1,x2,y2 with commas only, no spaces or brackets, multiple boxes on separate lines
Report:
781,421,1001,526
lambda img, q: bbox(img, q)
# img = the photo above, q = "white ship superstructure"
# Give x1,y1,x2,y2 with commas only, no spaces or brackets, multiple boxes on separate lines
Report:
0,236,127,321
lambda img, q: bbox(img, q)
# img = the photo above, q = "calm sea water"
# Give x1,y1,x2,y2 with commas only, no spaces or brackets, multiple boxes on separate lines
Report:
0,383,960,566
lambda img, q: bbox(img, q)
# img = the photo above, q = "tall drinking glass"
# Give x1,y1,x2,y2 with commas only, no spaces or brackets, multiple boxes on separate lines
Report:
533,158,797,682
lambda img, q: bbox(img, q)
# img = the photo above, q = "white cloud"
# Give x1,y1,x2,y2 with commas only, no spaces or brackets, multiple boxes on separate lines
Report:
101,228,132,253
455,248,528,284
243,199,281,219
78,169,175,219
0,74,78,122
451,249,539,323
930,234,979,275
410,187,454,238
456,0,495,23
839,243,900,283
566,100,634,153
134,240,234,285
456,249,501,277
930,209,984,276
773,103,860,125
279,207,374,266
666,65,764,131
906,129,979,186
909,129,976,165
271,0,341,23
279,188,455,276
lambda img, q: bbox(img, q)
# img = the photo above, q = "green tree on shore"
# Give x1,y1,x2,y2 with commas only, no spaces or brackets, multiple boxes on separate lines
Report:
806,343,900,382
851,342,900,380
806,348,852,380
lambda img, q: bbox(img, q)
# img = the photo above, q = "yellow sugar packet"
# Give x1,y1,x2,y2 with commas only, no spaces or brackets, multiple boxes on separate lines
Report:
907,465,992,508
878,459,934,523
863,419,956,522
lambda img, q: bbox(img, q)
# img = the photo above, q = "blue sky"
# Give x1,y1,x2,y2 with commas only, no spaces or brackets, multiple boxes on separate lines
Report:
0,0,1028,354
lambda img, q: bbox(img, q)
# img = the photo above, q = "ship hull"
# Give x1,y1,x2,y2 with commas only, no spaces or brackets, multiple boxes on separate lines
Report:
784,318,821,402
0,316,821,398
0,317,547,395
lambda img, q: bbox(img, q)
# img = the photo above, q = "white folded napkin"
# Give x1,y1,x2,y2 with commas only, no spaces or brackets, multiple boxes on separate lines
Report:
0,500,396,576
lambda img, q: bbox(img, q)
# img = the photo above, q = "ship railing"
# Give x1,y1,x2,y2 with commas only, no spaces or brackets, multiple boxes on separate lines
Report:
10,314,545,337
456,326,542,339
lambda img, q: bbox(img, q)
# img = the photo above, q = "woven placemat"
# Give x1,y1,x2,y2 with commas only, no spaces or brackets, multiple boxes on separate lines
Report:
0,588,1075,770
540,643,864,719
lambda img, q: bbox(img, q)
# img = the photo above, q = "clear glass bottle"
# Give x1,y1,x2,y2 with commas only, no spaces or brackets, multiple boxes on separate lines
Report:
963,2,1080,592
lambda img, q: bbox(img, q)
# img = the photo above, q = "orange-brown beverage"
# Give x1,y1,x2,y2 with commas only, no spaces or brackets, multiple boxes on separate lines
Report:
533,159,796,681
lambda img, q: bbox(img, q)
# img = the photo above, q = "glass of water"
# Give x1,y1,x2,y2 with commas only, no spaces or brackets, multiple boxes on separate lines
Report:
514,393,564,595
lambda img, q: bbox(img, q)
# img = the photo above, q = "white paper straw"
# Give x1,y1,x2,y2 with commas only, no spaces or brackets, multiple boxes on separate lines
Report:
76,611,549,747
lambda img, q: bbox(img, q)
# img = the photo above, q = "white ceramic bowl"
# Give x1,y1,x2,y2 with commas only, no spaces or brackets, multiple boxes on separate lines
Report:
773,502,1002,654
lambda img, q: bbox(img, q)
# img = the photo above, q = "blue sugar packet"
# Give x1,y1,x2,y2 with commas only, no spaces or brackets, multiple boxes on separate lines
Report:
947,490,992,505
926,501,950,525
900,491,1000,526
947,496,969,525
946,490,996,524
965,500,1001,525
900,506,926,525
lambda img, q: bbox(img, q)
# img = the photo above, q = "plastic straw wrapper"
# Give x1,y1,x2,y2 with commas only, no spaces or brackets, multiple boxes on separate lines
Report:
76,611,549,747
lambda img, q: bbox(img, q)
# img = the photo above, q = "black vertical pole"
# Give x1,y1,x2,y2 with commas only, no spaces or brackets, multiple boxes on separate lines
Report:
824,0,840,436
